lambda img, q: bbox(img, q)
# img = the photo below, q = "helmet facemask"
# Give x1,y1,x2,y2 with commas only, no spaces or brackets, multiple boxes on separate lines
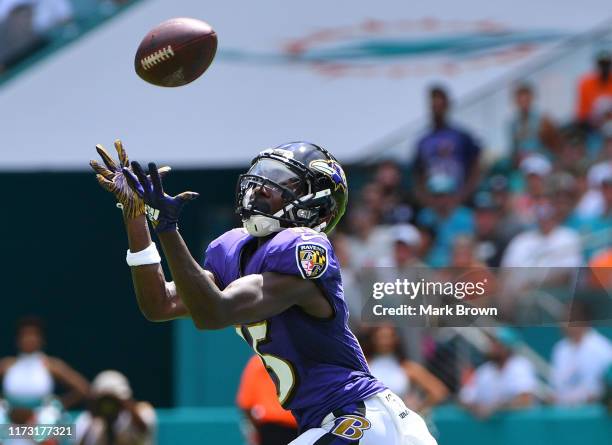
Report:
236,157,332,237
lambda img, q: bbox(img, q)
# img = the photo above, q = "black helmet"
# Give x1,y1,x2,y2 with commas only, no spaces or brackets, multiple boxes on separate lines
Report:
236,142,348,237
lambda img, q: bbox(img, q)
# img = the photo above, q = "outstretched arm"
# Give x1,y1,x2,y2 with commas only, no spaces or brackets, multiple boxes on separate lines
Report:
122,160,331,329
124,215,191,321
156,230,329,329
90,141,189,322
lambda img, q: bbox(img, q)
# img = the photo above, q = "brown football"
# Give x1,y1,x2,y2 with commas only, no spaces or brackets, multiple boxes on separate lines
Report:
134,17,217,87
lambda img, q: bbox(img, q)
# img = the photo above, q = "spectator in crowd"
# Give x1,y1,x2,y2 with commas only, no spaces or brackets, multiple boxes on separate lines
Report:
500,193,583,317
570,173,612,261
593,163,612,218
75,370,156,445
370,160,413,224
553,170,611,259
377,223,425,268
450,235,483,269
512,154,552,225
0,317,88,445
414,85,482,205
576,49,612,125
581,127,612,218
365,325,448,413
550,303,612,405
573,161,603,219
374,224,429,361
414,224,436,262
0,317,89,409
556,126,590,171
373,160,402,195
237,355,298,445
459,328,538,418
502,195,582,268
508,82,559,163
472,191,510,267
589,245,612,289
359,182,387,224
440,236,497,308
450,235,496,282
416,174,474,267
487,174,525,241
346,207,393,268
0,397,65,445
552,172,580,225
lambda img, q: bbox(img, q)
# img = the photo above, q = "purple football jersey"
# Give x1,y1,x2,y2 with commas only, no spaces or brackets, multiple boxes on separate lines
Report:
203,227,385,430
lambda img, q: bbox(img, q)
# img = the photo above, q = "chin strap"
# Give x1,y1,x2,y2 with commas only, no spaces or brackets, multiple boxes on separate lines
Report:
243,215,282,237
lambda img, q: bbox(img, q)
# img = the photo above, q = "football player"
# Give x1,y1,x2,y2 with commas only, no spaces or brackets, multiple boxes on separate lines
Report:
90,141,437,445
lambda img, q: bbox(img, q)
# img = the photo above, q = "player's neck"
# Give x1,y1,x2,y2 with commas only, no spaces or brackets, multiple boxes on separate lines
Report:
256,234,275,247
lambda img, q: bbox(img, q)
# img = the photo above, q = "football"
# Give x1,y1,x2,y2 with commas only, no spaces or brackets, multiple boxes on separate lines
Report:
134,17,217,87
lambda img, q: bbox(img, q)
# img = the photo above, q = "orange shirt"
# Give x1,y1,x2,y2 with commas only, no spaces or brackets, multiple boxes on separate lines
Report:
589,248,612,289
236,356,297,427
576,72,612,121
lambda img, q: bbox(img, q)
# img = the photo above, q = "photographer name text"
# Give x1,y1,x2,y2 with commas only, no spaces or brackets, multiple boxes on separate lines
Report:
373,303,498,317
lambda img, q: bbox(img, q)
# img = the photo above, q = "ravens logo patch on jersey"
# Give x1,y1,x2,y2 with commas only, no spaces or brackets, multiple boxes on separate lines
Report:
296,243,328,279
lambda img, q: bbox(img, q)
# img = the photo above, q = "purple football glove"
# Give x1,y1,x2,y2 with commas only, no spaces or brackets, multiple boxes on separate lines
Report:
90,140,170,219
123,161,199,233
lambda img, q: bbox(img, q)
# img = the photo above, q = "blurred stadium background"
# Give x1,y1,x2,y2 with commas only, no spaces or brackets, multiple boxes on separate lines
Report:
1,0,612,444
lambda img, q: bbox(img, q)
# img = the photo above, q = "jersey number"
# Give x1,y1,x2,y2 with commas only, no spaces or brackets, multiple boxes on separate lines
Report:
236,321,297,406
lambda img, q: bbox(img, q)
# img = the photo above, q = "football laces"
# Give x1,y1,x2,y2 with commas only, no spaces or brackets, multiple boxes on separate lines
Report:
141,45,175,71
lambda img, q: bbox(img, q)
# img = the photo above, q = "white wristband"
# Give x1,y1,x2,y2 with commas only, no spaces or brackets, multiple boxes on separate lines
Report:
126,242,161,266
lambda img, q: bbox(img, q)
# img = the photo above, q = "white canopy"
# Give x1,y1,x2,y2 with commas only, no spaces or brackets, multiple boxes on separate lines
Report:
0,0,609,170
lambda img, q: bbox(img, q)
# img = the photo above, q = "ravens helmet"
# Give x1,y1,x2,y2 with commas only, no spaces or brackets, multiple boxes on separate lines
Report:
236,142,348,237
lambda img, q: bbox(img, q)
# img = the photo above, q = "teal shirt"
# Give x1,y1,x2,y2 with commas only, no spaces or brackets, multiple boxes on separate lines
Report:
417,206,475,266
564,213,612,260
509,111,549,158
